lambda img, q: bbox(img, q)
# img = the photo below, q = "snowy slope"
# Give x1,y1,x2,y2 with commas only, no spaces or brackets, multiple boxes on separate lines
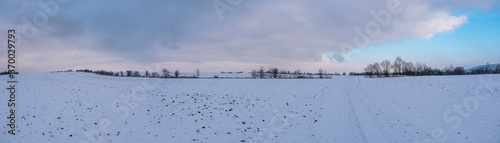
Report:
466,64,500,72
1,73,499,143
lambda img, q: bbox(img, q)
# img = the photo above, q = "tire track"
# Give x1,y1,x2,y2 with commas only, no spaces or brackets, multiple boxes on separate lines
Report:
345,87,370,143
348,80,434,142
313,78,368,142
346,81,386,143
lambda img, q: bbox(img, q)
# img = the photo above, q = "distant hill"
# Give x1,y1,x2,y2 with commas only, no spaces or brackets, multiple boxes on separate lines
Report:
466,63,500,73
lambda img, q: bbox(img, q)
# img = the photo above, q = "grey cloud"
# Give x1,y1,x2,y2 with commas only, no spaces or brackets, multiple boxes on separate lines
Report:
328,53,346,63
421,0,499,12
0,0,497,73
45,15,84,37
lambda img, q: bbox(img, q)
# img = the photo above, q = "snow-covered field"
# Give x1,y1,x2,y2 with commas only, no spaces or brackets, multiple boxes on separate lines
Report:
1,72,499,143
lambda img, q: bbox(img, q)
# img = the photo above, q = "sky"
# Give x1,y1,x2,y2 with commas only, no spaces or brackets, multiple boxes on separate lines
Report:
0,0,499,74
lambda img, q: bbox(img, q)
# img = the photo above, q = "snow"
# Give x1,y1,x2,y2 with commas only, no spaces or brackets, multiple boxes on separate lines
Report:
129,72,253,78
466,64,500,72
1,72,500,143
133,72,326,78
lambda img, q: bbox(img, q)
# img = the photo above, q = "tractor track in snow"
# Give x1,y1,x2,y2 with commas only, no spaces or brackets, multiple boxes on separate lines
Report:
347,80,434,143
344,82,370,143
319,78,367,142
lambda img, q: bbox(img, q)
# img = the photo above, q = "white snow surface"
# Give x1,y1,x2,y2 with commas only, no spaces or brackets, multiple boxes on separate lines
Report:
466,64,500,72
1,72,500,143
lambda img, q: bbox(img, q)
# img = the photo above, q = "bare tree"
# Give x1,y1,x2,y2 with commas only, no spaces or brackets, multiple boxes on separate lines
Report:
120,71,124,77
381,60,391,77
259,67,265,79
126,70,132,77
373,63,381,77
174,69,180,78
196,69,200,78
133,71,140,77
145,70,150,77
268,67,279,78
162,68,170,78
453,67,465,75
444,65,454,75
364,64,374,78
293,69,302,78
365,64,373,77
423,65,432,76
410,62,415,76
251,70,258,78
318,69,324,78
485,62,490,74
402,61,414,76
496,64,500,74
416,62,425,76
152,72,159,77
279,69,288,79
392,56,403,76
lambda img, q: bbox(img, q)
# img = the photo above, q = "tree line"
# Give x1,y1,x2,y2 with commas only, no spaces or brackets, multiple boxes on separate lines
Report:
469,62,500,74
75,68,195,78
64,67,336,79
363,56,500,77
249,67,333,79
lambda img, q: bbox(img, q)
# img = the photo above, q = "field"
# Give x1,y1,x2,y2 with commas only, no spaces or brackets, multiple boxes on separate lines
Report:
1,72,500,143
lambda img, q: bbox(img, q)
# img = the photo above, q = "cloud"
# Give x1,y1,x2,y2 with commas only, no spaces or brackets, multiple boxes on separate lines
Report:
392,3,468,39
328,53,346,63
421,0,499,13
0,0,495,73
